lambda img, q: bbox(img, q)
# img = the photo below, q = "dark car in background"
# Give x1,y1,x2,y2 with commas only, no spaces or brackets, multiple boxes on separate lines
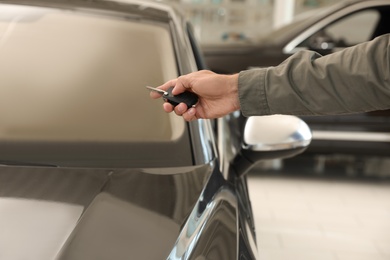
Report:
202,0,390,157
202,0,390,72
0,1,312,259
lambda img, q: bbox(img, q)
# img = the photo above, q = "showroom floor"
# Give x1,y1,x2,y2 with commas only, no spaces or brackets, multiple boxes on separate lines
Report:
247,157,390,260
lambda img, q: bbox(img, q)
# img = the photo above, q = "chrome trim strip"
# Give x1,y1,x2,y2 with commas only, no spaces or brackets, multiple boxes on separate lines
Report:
312,130,390,142
167,187,238,260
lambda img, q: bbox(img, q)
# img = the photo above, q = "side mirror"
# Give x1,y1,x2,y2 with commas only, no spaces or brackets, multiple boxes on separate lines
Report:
232,115,312,176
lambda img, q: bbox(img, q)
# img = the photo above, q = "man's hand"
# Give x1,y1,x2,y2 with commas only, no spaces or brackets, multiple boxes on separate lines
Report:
150,70,240,121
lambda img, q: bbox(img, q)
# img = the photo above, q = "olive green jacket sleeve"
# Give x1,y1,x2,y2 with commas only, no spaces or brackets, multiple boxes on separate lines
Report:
238,34,390,117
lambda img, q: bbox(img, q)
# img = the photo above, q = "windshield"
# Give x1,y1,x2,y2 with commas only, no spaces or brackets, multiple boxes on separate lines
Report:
0,4,193,168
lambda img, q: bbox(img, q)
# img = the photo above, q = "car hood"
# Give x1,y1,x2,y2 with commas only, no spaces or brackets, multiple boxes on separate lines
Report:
0,164,212,260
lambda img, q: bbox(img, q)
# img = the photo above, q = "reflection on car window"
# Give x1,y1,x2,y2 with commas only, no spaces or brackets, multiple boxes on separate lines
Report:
0,5,184,143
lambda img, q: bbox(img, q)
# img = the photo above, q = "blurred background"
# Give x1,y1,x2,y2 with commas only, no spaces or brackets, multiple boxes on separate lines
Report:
171,0,390,259
171,0,339,44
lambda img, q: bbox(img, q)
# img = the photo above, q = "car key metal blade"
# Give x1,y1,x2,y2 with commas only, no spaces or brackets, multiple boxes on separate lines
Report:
145,86,167,95
163,87,198,108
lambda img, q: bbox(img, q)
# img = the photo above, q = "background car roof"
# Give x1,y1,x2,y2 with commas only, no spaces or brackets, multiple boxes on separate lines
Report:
258,0,390,46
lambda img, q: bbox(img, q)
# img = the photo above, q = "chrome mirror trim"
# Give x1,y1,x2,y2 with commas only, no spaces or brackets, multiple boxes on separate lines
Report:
244,115,312,151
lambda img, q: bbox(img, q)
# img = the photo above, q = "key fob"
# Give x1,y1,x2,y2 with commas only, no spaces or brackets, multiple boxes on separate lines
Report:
163,87,198,108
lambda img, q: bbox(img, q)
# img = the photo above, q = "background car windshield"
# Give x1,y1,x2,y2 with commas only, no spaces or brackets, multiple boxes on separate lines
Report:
0,4,193,168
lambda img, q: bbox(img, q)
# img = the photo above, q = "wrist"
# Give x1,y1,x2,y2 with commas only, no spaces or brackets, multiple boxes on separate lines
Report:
227,73,240,111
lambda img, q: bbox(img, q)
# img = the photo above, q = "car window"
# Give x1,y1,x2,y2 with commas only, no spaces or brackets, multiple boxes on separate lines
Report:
0,4,193,168
323,9,379,46
298,9,380,49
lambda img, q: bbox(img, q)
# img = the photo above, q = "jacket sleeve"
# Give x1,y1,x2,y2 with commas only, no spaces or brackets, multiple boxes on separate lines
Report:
238,34,390,117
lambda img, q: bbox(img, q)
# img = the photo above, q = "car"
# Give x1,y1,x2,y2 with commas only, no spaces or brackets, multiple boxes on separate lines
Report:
0,1,312,259
202,0,390,73
202,0,390,157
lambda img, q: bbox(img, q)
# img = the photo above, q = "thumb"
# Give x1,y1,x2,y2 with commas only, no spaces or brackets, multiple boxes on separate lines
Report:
172,77,192,95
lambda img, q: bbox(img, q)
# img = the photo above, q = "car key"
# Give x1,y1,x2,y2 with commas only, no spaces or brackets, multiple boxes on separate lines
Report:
146,86,198,108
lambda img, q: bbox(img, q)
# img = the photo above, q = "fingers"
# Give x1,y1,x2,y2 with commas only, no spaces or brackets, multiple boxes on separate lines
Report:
153,71,195,99
159,79,177,91
162,102,197,121
175,104,197,121
149,91,162,99
182,108,197,121
174,103,188,115
151,72,198,120
163,102,187,114
150,79,178,99
172,80,189,95
171,73,195,95
163,102,174,113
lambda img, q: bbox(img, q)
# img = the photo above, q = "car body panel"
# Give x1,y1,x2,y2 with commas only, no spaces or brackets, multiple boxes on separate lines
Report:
0,165,209,259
